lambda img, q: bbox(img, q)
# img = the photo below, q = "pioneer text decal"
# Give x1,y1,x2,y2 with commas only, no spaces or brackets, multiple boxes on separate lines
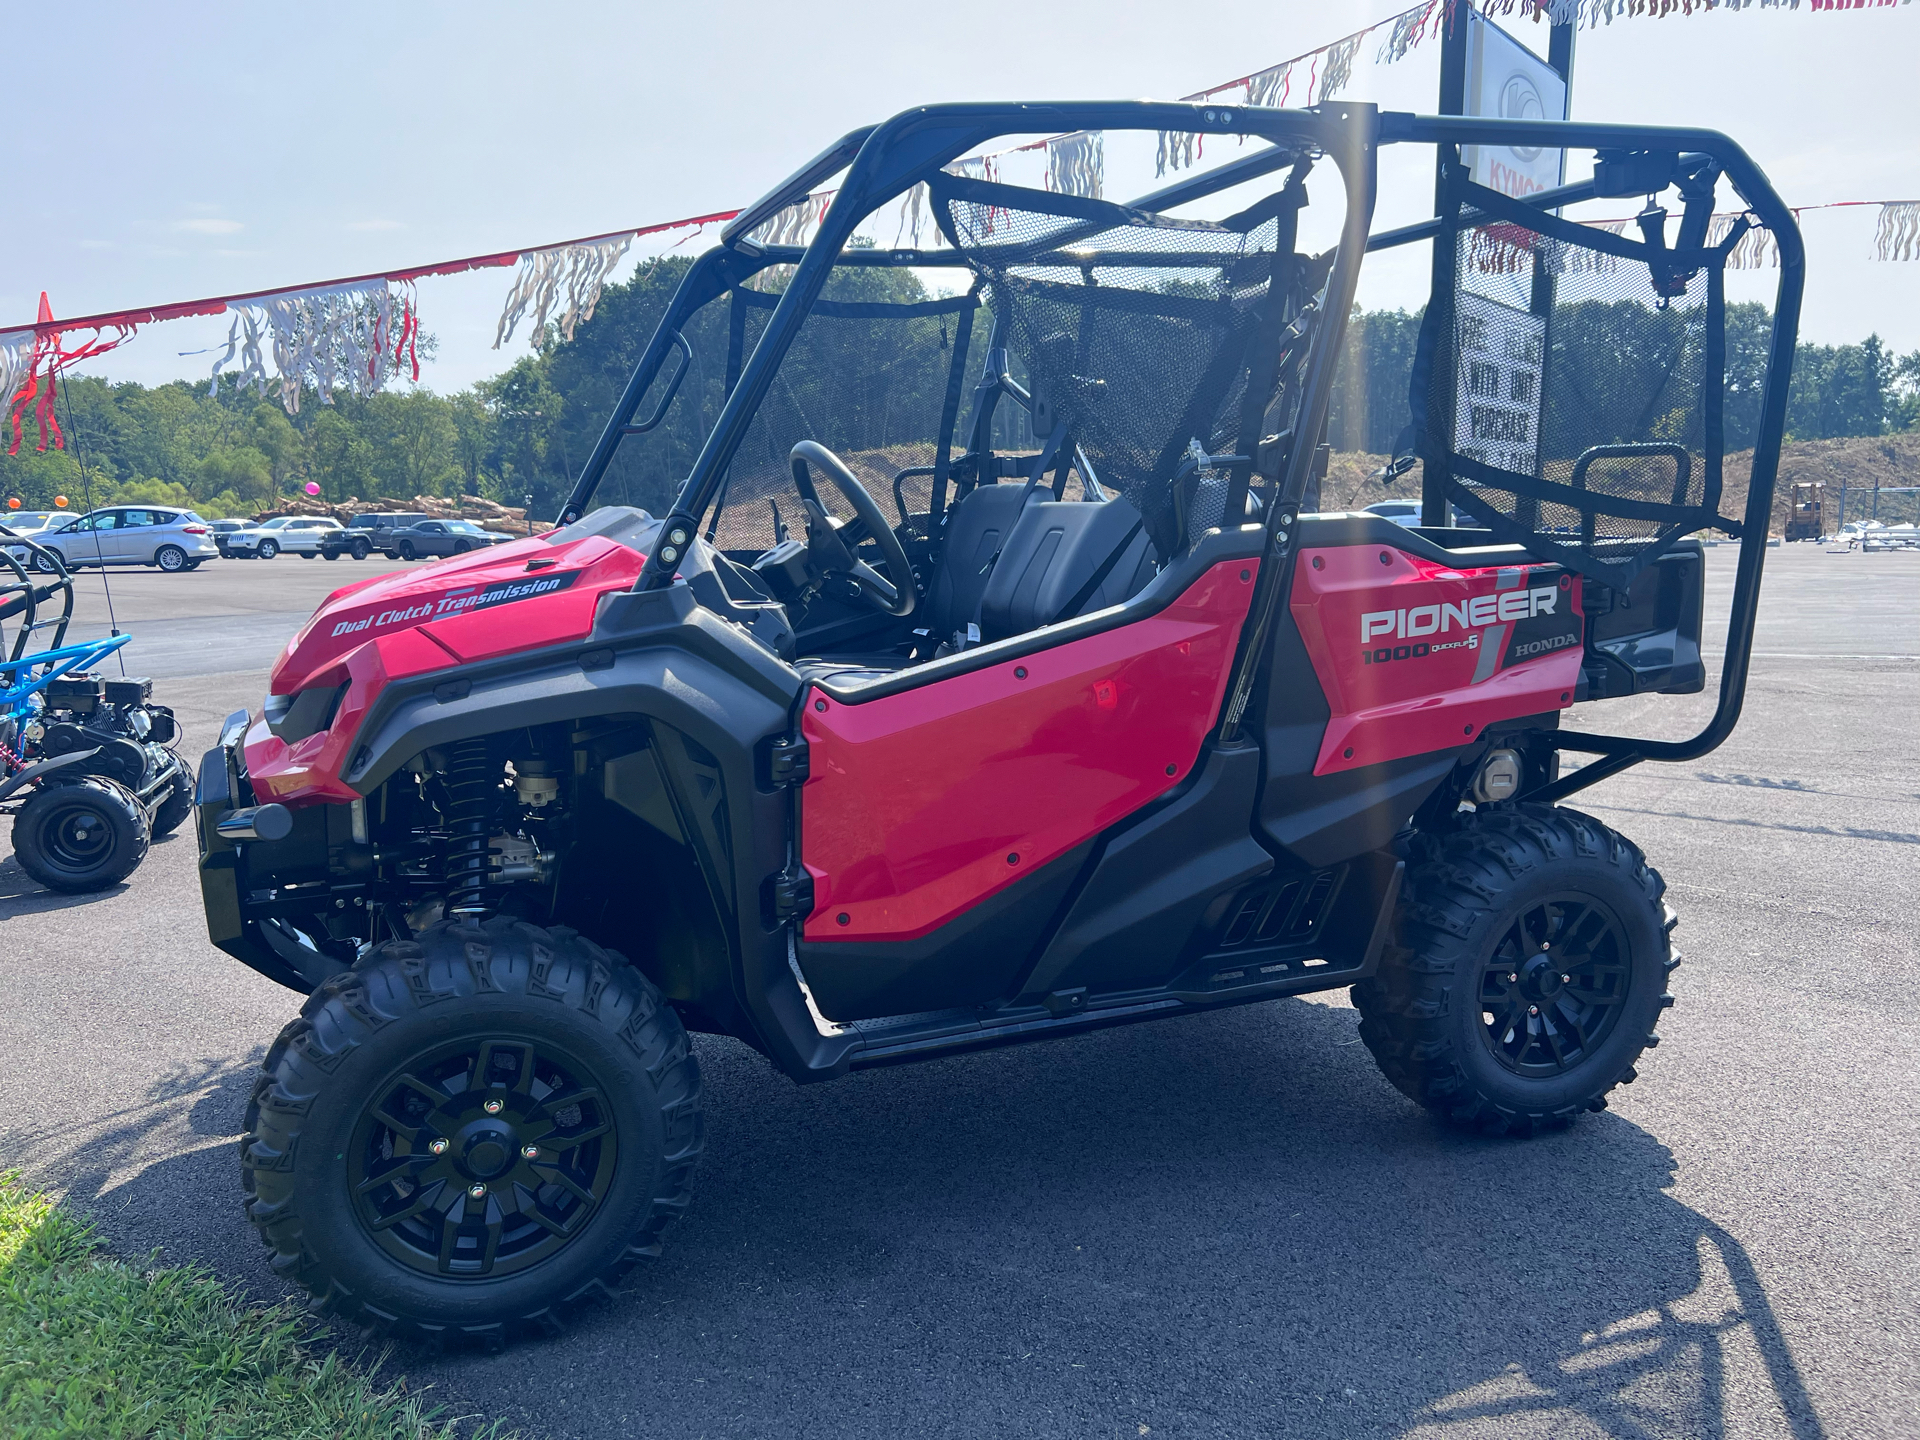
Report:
1360,584,1558,644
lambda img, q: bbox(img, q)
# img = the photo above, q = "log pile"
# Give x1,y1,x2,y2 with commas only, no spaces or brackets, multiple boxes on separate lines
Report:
249,494,552,536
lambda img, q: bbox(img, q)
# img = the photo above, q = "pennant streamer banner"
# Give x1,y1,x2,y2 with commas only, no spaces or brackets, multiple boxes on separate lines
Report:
0,0,1913,451
494,233,635,350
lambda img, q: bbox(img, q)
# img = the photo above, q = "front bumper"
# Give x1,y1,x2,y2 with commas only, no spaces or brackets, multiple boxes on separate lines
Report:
195,716,359,993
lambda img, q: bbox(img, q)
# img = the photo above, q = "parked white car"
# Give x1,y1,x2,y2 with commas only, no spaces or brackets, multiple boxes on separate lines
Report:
30,506,220,572
223,514,345,559
1,513,81,566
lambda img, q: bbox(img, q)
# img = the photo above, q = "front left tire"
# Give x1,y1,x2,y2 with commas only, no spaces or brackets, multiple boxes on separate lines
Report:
242,917,704,1345
11,776,151,891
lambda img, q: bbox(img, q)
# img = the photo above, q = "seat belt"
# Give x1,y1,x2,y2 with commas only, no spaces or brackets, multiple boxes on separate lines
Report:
976,419,1072,580
1046,515,1145,626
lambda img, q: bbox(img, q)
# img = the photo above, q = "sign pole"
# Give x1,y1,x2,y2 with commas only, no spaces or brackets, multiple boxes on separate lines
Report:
1548,16,1576,96
1425,5,1471,527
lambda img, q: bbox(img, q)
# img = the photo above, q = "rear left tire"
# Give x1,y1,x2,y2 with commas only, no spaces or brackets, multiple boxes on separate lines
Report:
149,754,195,839
1352,804,1677,1136
242,917,703,1345
155,545,188,573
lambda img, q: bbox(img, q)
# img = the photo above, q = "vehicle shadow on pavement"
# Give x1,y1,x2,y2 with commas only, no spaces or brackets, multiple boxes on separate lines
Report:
429,995,1824,1440
70,999,1826,1440
27,1051,268,1280
0,856,129,917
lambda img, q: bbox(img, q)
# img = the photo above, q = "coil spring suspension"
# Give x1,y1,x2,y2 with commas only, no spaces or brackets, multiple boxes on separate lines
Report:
442,737,496,918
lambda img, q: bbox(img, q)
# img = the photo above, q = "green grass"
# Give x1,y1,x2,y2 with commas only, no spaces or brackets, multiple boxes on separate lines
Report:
0,1171,512,1439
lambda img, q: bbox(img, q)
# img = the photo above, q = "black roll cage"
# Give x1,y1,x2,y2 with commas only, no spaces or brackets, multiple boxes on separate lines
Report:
557,100,1804,804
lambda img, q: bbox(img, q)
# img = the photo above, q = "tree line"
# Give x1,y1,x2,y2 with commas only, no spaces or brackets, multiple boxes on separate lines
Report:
2,253,1915,522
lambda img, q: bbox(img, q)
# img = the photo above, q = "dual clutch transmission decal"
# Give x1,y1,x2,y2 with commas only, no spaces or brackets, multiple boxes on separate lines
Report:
328,570,582,639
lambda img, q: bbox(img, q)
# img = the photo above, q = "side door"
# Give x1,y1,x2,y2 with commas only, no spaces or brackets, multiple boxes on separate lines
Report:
69,510,123,566
416,521,447,555
794,546,1261,1021
115,509,160,563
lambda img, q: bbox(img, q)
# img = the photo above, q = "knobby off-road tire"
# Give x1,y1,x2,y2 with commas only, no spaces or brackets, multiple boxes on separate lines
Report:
11,776,150,891
241,916,704,1346
149,752,195,838
1352,804,1679,1136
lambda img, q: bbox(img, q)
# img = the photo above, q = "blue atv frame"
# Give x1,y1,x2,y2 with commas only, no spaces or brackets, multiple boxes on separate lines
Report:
1,526,190,889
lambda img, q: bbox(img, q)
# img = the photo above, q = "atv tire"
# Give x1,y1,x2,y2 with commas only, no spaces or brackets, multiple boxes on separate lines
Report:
11,776,151,891
1352,805,1677,1136
241,917,703,1345
150,752,196,838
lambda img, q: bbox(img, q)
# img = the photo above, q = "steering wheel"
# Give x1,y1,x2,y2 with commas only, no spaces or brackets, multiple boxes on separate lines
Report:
788,441,917,618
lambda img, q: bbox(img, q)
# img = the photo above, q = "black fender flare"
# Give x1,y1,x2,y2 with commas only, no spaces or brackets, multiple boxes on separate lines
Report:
338,583,852,1078
0,746,102,805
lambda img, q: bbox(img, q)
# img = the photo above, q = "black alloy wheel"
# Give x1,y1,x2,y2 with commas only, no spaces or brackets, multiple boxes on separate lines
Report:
347,1036,619,1281
452,540,470,554
242,917,703,1344
350,539,371,560
398,540,417,561
11,776,150,891
155,544,188,572
1475,896,1630,1077
324,551,341,560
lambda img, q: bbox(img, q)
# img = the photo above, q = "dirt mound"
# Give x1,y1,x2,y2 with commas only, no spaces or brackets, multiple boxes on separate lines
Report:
1324,433,1920,533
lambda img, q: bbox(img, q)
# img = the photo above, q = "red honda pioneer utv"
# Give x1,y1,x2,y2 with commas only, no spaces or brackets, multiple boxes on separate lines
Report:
196,100,1800,1343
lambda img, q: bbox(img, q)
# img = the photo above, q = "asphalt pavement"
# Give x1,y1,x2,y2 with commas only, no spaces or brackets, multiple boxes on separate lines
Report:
0,543,1914,1439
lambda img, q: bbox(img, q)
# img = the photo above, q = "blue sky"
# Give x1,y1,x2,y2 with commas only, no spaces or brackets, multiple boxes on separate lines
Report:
5,0,1916,393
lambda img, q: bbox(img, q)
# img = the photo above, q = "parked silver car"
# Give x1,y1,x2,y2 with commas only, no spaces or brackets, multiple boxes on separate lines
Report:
223,514,344,559
31,506,220,572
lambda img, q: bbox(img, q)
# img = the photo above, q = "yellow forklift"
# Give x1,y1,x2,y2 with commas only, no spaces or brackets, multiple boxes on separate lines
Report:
1784,482,1824,541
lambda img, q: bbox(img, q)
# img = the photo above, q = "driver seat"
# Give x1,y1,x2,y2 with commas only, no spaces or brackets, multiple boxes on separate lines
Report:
797,483,1154,686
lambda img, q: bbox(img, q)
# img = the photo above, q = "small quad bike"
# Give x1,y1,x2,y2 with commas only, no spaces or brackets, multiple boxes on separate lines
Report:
1,529,193,891
194,101,1800,1343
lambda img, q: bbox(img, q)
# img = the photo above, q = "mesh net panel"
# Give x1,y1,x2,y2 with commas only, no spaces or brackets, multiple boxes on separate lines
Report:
934,172,1296,554
1416,177,1740,586
705,276,982,552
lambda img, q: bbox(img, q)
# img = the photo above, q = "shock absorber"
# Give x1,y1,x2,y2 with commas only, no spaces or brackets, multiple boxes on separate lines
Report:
442,737,496,919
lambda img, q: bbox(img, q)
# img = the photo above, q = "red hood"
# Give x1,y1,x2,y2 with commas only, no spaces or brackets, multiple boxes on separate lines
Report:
269,532,646,696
